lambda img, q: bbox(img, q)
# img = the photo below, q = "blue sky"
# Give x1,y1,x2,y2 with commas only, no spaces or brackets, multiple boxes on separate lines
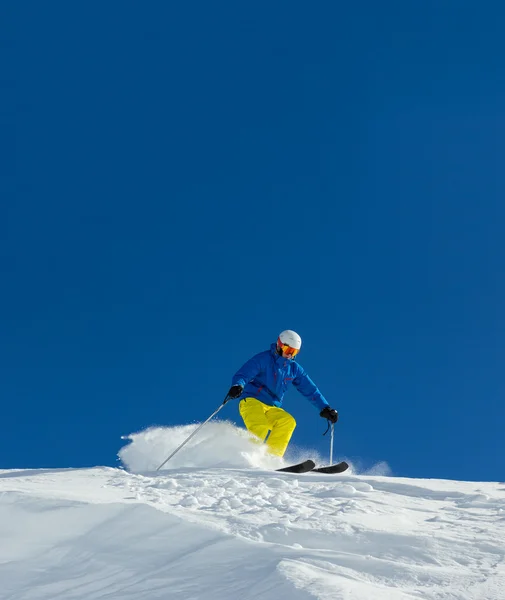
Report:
3,2,504,481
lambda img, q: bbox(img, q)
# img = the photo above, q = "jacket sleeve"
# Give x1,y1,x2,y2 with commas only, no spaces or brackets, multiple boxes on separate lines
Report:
292,364,330,412
232,353,263,388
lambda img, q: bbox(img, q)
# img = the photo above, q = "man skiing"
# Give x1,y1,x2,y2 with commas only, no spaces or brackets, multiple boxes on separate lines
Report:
226,330,339,457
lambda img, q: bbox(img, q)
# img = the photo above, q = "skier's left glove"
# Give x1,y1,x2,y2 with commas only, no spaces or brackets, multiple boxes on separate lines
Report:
224,385,243,403
320,406,339,423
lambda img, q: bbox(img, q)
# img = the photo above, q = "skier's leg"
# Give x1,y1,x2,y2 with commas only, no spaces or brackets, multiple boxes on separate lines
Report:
239,398,270,443
264,407,296,457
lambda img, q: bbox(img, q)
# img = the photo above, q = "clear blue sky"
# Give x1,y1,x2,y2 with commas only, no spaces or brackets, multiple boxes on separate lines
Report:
3,2,504,481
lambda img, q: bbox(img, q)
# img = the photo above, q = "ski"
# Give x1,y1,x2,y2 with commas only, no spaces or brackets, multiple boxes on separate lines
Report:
276,459,316,473
312,461,349,474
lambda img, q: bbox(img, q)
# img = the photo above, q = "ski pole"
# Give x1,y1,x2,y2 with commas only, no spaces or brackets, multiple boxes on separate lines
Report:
329,422,334,465
155,398,229,471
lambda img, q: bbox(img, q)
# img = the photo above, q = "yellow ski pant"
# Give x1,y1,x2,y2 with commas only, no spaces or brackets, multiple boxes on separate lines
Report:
239,397,296,457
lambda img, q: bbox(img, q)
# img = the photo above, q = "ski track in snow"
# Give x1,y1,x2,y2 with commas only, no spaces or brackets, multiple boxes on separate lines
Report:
0,424,504,599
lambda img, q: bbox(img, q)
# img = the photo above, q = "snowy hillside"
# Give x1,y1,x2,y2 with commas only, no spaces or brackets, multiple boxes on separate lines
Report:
1,424,504,599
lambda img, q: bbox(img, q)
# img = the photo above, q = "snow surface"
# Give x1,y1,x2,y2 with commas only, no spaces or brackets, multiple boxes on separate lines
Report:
1,422,504,599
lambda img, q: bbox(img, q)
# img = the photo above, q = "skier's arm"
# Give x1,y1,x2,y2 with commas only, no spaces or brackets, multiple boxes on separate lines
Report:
292,364,330,412
232,354,262,389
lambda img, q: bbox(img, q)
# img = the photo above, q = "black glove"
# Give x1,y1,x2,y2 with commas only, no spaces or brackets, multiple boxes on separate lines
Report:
225,384,243,402
320,406,339,423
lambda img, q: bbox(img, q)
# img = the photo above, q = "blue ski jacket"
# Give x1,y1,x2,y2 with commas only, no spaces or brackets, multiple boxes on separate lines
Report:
232,344,330,412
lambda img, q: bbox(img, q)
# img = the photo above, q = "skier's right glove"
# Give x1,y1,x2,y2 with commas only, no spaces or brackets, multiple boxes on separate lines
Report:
224,384,243,403
320,407,339,423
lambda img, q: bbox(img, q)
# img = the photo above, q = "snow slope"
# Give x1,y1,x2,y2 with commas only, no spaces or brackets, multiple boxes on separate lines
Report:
1,423,504,599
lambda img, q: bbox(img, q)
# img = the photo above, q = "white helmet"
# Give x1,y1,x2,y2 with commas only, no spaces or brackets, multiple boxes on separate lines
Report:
276,330,302,359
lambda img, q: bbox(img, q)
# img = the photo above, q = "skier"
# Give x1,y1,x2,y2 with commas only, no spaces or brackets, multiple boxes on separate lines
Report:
226,330,339,457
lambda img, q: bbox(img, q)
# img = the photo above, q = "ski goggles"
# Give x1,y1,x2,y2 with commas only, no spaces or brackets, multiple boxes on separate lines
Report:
277,340,300,359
